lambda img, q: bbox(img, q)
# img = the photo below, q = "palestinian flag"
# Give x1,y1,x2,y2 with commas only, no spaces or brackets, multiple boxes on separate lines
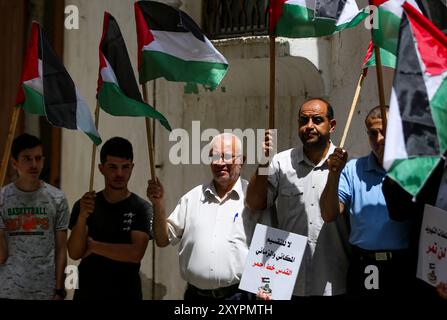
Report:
134,1,228,89
97,12,171,131
16,22,101,145
362,40,396,72
269,0,368,38
383,2,447,197
370,0,421,55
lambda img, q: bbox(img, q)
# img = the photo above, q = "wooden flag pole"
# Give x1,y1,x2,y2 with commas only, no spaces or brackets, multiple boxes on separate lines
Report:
142,84,158,300
142,84,156,179
88,102,101,191
340,70,367,149
269,35,276,129
151,79,157,301
152,80,157,151
0,107,21,187
374,45,388,137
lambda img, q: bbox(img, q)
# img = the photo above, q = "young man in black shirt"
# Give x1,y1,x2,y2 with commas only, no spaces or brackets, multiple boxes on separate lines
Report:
68,137,152,300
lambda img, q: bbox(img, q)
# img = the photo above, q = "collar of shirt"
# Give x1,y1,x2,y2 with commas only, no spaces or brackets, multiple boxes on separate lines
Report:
201,177,243,203
365,152,385,174
297,142,336,168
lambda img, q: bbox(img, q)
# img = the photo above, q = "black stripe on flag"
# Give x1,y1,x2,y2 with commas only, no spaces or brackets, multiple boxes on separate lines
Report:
314,0,347,21
394,13,439,157
138,1,205,42
103,14,143,102
41,28,77,129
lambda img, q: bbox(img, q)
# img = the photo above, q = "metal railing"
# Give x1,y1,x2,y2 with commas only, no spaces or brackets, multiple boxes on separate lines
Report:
202,0,269,39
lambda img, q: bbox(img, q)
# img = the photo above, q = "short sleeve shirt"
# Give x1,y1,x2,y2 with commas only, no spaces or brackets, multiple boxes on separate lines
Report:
0,182,69,300
69,191,152,299
266,144,350,296
338,153,411,250
167,178,258,290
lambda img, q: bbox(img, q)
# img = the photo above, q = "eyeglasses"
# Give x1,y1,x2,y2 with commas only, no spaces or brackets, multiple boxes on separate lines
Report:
298,115,328,125
209,152,242,164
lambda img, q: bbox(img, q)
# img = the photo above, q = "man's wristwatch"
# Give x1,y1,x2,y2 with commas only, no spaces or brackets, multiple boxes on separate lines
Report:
54,288,67,298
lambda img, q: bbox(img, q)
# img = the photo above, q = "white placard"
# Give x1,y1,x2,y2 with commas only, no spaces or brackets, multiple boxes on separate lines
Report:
239,223,307,300
417,204,447,286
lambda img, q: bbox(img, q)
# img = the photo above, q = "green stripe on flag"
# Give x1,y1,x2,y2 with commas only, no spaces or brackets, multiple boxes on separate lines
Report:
430,78,447,153
372,7,401,55
22,84,102,145
98,81,172,131
85,132,102,146
335,11,370,32
276,5,333,37
388,157,441,196
275,4,367,38
139,51,228,90
364,47,396,69
21,85,45,115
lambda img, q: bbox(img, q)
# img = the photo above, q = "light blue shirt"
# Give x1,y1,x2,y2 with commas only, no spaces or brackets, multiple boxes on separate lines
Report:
338,153,411,250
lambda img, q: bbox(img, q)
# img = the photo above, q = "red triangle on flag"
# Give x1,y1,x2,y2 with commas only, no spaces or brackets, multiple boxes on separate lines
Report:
134,2,155,70
269,0,286,34
368,0,387,6
404,2,447,76
16,22,40,106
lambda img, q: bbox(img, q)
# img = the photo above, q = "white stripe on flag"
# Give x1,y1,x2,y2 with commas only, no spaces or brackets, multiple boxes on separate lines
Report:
23,60,43,94
383,88,408,170
76,90,100,138
336,0,361,26
381,0,421,17
100,57,119,85
380,0,405,16
143,31,227,64
424,72,447,101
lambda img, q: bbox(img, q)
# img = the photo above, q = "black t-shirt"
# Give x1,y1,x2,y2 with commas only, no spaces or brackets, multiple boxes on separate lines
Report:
69,192,153,300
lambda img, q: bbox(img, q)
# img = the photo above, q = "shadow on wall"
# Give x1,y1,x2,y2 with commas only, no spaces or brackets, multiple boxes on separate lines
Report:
141,272,168,300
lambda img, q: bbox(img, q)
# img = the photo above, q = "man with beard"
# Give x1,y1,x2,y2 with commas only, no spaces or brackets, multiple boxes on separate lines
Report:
147,133,257,300
68,137,152,300
320,106,411,297
246,98,350,298
0,133,69,300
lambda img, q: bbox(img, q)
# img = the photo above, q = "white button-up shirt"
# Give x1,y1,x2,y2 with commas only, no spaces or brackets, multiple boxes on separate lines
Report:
167,178,258,290
266,143,350,296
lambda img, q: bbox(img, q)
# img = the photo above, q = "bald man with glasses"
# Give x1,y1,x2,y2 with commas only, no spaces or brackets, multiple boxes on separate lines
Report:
147,133,257,300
